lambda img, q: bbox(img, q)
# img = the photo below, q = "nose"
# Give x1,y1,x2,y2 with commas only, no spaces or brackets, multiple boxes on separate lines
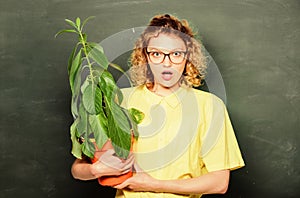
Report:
163,55,172,67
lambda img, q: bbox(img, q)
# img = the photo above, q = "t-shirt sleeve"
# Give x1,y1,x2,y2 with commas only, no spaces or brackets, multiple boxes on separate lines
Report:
200,95,245,172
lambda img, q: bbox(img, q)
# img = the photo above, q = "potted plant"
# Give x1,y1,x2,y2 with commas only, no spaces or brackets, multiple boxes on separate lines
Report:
55,17,144,186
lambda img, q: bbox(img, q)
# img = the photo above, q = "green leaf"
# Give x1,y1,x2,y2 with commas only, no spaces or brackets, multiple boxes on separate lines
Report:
82,139,95,158
128,108,144,139
70,63,84,118
69,49,82,94
105,99,131,159
121,108,138,140
70,119,83,159
65,18,77,29
99,71,122,104
76,104,95,158
76,17,81,29
68,43,80,74
80,77,90,94
131,121,139,140
71,95,79,118
109,62,125,73
88,42,104,53
109,63,132,87
82,84,102,115
99,70,132,158
107,108,131,159
94,87,103,115
89,114,108,150
76,103,88,138
111,102,131,132
100,72,123,105
129,108,145,124
82,84,96,114
88,44,109,69
54,29,77,38
98,106,108,127
81,16,95,31
115,87,123,105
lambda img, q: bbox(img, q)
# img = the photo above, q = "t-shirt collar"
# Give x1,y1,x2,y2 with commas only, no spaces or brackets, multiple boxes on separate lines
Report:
143,85,187,108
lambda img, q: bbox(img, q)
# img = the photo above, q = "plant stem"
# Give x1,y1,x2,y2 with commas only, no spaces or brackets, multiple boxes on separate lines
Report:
78,29,95,89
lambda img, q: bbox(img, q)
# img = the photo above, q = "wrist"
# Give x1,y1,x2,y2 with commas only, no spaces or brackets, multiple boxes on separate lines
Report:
89,163,101,178
149,178,162,192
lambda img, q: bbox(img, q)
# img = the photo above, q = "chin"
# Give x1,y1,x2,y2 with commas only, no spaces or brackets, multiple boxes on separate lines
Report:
155,77,180,89
160,82,178,89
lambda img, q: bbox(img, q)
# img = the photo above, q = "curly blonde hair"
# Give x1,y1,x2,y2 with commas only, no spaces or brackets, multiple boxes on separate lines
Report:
129,14,207,88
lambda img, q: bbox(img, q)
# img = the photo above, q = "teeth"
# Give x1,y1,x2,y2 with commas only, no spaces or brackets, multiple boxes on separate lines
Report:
163,71,172,74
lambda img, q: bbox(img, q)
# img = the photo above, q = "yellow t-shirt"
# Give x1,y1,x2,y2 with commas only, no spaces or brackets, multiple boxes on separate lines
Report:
116,85,245,198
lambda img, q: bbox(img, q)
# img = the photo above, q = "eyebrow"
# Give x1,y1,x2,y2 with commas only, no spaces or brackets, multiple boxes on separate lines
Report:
147,47,187,52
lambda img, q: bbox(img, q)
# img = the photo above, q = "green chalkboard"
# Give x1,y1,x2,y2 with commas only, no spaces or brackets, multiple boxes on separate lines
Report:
0,0,299,197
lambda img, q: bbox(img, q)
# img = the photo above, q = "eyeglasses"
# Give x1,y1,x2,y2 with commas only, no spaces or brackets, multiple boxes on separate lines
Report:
146,49,187,64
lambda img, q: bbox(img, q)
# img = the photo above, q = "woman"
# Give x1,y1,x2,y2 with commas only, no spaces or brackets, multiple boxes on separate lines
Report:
71,14,245,198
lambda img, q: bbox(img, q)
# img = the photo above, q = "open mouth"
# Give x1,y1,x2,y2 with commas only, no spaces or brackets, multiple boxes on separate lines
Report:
162,71,173,75
161,70,173,81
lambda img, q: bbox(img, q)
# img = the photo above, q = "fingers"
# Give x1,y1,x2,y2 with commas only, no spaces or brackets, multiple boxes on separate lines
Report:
100,149,119,160
114,178,130,189
103,149,115,155
98,149,135,175
122,155,134,171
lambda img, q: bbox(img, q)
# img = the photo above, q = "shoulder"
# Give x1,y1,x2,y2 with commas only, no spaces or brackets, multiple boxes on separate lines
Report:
187,88,225,107
121,85,144,96
120,85,144,106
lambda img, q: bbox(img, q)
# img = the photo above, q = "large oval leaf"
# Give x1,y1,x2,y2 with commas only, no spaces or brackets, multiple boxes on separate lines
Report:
99,71,123,104
88,43,109,69
69,49,82,94
82,139,95,158
70,119,83,159
82,83,102,115
82,84,95,114
105,101,131,159
89,114,108,150
70,63,84,118
76,103,88,138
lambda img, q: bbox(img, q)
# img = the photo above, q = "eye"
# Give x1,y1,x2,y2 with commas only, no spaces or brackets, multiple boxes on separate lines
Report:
172,51,183,57
151,51,162,57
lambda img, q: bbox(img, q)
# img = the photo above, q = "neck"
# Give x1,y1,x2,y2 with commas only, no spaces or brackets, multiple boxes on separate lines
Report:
150,83,180,96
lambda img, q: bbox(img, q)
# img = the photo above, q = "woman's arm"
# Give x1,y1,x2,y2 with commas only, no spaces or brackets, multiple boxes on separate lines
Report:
71,158,98,180
71,149,135,181
115,169,230,195
156,169,229,195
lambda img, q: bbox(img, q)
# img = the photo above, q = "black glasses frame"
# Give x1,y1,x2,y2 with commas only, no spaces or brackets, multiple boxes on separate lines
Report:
145,49,187,64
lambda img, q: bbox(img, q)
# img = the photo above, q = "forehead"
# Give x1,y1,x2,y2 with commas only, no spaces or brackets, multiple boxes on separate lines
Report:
147,33,186,50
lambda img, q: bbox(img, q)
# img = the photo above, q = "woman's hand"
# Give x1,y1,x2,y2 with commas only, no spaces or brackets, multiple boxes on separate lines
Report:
114,164,159,192
113,164,230,195
90,149,135,178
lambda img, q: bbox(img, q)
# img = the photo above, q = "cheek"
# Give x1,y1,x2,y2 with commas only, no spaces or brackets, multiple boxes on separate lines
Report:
148,64,159,76
176,62,186,75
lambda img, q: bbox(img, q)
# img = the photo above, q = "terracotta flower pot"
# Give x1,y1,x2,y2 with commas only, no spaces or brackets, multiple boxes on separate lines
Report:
91,138,134,186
